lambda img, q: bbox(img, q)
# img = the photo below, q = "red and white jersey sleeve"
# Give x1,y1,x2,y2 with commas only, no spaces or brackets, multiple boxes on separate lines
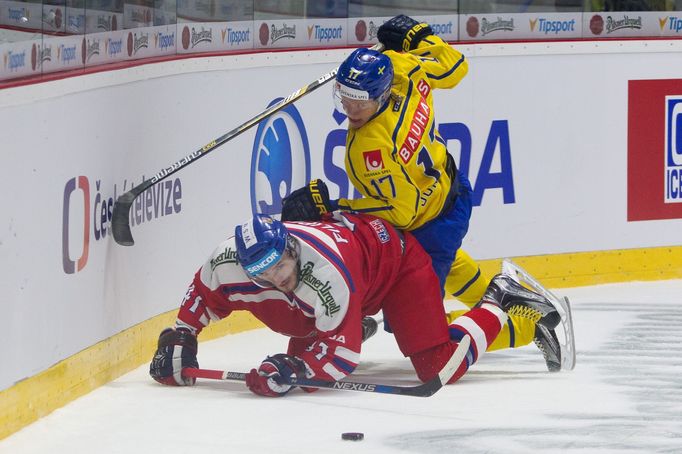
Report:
283,220,366,380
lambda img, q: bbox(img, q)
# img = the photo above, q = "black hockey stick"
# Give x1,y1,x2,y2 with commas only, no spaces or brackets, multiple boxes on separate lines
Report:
182,335,470,397
111,44,383,246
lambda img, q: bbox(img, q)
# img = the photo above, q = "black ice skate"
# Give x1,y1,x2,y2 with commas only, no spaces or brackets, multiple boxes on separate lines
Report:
534,324,561,372
483,274,561,329
361,316,379,343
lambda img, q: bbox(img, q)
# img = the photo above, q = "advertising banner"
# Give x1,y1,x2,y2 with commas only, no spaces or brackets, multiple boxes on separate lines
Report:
628,79,682,221
123,26,174,60
254,18,346,49
82,30,124,66
40,34,84,73
0,39,40,80
123,4,153,30
460,12,582,40
176,20,253,53
3,40,682,394
584,12,666,38
347,15,458,46
0,0,44,31
85,9,122,34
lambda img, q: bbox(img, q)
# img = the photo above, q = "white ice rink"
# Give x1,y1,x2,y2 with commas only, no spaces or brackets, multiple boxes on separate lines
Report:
2,280,681,453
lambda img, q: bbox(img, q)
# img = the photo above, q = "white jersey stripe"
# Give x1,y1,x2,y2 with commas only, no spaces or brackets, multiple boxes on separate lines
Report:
322,362,347,381
286,223,342,256
230,290,294,305
205,306,221,321
334,346,360,364
452,315,488,356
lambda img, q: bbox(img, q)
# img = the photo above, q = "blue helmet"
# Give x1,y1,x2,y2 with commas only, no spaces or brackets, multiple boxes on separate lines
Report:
235,214,288,278
334,48,393,106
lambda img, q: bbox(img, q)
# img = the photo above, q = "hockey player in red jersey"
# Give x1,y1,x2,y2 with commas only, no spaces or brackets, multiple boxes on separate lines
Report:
149,213,559,397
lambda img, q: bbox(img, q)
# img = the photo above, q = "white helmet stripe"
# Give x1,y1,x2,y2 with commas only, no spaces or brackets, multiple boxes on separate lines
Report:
285,223,341,256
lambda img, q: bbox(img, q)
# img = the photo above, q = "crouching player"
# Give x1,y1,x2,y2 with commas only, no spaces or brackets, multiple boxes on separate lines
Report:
149,213,559,396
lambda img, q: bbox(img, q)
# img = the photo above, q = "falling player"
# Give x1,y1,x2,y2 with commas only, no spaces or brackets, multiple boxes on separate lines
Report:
149,213,559,396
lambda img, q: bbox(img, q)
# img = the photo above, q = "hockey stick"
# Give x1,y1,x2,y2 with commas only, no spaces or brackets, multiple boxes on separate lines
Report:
183,334,469,397
111,43,383,246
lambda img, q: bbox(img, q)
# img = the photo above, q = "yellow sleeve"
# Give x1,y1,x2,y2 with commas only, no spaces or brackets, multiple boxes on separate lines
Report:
408,35,468,90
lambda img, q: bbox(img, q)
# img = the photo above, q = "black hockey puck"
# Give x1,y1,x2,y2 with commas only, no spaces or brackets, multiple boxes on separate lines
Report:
341,432,364,441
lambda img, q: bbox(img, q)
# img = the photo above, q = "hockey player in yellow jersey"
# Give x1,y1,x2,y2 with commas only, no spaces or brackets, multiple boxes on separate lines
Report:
281,15,560,371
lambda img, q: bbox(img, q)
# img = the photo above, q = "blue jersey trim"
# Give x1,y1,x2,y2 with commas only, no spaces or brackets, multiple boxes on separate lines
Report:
291,294,315,315
220,282,262,294
507,317,516,348
346,205,393,214
451,267,482,298
332,357,356,374
425,54,465,81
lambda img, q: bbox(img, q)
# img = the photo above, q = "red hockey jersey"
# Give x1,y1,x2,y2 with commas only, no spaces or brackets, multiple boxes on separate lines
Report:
175,212,414,382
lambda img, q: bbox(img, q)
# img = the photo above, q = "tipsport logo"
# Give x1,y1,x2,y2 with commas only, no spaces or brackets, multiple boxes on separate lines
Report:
62,175,183,274
250,99,311,216
665,96,682,203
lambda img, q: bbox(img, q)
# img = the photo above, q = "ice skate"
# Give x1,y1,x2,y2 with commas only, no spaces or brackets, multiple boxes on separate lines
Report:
484,274,560,329
534,324,561,372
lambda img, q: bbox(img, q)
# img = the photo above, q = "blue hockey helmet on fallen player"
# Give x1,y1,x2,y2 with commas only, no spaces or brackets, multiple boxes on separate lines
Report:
334,48,393,110
235,214,287,277
235,214,300,287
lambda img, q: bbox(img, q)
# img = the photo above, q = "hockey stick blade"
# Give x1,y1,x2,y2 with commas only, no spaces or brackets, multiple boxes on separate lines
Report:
183,334,469,397
112,43,383,246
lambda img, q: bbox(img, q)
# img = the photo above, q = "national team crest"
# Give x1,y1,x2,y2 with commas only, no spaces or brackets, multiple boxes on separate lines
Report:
363,149,383,171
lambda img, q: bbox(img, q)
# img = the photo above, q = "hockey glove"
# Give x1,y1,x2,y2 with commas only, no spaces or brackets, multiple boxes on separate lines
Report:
149,327,198,386
245,354,307,397
281,179,338,222
378,15,433,52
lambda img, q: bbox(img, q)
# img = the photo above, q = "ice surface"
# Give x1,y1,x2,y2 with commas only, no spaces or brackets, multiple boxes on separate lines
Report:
2,280,681,453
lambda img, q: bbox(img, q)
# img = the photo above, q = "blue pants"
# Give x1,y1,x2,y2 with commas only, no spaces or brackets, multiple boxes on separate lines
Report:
411,170,473,293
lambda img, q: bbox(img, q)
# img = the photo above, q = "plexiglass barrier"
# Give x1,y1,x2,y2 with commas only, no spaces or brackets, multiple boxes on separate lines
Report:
1,0,681,82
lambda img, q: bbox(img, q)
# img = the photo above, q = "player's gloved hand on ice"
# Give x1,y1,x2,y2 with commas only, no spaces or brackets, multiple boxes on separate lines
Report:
245,354,307,397
281,179,338,222
149,327,198,386
378,15,433,52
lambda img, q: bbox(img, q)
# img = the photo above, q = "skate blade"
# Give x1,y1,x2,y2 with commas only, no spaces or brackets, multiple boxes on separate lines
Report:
501,259,576,371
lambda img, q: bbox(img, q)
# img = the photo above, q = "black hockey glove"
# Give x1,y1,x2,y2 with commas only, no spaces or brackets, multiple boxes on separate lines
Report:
281,179,337,222
149,327,198,386
378,15,433,52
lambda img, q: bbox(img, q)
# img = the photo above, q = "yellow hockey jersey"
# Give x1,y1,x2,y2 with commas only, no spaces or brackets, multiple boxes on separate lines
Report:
337,35,468,230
